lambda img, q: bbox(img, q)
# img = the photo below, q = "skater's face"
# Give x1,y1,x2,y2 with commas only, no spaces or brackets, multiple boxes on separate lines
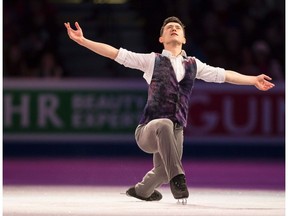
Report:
159,22,186,46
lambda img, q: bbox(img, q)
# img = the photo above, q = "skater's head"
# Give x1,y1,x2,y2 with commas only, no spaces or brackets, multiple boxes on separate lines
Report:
159,16,186,46
160,17,185,36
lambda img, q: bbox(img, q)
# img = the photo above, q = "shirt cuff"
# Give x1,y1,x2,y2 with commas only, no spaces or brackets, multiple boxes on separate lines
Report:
114,47,127,65
215,68,226,83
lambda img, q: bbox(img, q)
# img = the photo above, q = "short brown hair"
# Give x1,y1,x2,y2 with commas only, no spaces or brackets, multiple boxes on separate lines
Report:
160,16,185,36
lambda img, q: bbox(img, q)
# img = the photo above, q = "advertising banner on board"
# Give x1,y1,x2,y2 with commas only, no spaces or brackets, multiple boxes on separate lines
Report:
3,79,285,145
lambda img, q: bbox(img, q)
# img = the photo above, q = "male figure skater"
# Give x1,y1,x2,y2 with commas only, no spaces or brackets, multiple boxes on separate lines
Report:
64,17,274,203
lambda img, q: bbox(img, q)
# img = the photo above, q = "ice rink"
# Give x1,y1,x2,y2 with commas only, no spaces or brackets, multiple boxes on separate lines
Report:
3,186,285,216
3,158,285,216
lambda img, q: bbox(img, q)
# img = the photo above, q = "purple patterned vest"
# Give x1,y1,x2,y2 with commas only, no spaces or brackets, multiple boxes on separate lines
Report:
139,54,197,127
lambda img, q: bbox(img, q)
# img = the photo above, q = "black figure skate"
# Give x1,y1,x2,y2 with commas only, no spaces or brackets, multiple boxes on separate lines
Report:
126,187,162,201
170,174,189,205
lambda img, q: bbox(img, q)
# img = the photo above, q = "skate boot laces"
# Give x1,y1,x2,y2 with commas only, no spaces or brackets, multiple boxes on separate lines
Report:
172,174,187,191
170,174,189,199
174,175,186,191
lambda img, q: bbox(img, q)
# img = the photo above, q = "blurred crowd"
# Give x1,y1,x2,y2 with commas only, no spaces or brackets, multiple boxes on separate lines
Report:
3,0,285,80
131,0,285,80
4,0,63,78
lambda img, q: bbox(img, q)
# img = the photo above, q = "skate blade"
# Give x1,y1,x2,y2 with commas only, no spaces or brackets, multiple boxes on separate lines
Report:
177,198,187,205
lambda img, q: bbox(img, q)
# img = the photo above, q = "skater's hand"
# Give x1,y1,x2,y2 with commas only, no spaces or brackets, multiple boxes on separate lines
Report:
254,74,275,91
64,22,84,45
225,71,275,91
64,21,118,59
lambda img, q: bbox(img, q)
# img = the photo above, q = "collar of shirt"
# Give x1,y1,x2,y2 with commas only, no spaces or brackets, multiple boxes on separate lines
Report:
161,49,187,59
161,49,186,82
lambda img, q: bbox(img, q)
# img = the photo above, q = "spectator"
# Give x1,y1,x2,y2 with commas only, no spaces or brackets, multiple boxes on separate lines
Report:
39,52,63,79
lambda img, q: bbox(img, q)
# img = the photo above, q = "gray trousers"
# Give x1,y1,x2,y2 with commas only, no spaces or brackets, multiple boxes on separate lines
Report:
134,118,185,198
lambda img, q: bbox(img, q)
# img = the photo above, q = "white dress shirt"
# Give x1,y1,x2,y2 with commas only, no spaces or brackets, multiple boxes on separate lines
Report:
115,48,226,84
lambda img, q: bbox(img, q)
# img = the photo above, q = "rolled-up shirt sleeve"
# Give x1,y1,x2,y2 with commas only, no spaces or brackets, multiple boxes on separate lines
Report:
115,48,155,74
195,58,226,83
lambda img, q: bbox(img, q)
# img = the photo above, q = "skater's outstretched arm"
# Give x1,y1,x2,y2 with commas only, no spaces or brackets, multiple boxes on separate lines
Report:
64,22,118,60
225,70,275,91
